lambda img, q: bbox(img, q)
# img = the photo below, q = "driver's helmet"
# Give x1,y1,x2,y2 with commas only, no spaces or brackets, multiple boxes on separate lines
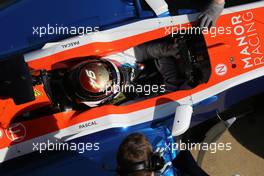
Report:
65,58,123,107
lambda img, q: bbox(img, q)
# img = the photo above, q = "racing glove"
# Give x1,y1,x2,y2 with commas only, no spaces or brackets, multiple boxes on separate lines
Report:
199,1,225,28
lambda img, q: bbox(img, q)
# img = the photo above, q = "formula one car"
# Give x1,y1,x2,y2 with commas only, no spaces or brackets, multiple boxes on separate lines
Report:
0,0,264,175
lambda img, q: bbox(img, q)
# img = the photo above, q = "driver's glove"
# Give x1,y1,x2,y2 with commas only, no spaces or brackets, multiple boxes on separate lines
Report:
199,1,225,28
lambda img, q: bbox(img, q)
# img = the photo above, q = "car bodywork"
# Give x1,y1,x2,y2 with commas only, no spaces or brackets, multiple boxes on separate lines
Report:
0,0,263,175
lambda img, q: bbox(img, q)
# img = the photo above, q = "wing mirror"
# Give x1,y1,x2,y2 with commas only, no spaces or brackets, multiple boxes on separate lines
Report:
172,105,193,136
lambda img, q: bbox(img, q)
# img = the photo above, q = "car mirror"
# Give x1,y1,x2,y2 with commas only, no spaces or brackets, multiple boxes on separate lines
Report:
172,105,193,136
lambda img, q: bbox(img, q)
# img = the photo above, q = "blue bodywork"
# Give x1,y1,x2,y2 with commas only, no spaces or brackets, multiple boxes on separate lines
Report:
1,76,264,176
0,125,178,176
0,0,260,58
0,0,264,175
0,0,156,59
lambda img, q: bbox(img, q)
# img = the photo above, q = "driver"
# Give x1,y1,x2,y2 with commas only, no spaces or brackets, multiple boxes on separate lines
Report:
44,34,208,110
54,34,204,109
62,36,196,108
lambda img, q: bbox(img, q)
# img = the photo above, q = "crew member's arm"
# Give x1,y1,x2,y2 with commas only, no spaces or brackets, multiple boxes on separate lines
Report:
199,0,225,28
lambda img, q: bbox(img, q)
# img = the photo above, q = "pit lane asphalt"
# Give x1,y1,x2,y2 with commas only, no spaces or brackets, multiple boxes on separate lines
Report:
191,95,264,176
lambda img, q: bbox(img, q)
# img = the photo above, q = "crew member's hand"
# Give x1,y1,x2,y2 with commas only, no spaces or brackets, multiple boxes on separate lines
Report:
199,1,225,28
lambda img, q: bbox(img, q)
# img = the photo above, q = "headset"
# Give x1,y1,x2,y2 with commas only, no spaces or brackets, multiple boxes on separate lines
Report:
117,152,165,175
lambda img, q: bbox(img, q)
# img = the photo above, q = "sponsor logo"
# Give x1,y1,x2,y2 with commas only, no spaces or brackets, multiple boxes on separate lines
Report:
34,89,43,97
79,121,98,129
215,64,228,76
61,41,80,49
231,11,263,69
5,123,26,142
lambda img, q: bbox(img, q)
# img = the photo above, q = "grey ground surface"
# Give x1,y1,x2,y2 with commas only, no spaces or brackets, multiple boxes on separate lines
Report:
192,103,264,176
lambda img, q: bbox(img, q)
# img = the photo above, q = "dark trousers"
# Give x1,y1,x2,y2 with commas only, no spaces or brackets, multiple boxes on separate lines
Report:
134,36,190,92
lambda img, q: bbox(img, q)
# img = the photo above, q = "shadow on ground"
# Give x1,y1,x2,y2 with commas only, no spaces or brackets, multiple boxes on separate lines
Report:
229,95,264,159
